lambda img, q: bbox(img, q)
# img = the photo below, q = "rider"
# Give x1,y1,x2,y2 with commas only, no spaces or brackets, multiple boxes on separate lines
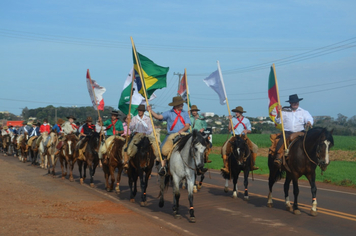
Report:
62,115,78,135
102,110,124,137
26,121,40,152
80,116,96,138
189,105,207,133
147,96,191,176
221,106,259,173
16,121,30,149
39,119,51,134
273,94,313,167
52,118,65,134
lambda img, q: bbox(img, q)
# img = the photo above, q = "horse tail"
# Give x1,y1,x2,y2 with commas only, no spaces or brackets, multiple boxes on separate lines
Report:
157,175,170,198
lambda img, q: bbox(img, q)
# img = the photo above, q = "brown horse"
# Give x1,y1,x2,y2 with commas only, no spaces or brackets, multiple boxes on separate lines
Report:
17,134,29,163
46,132,59,176
59,134,78,181
102,136,125,193
2,134,11,156
77,132,100,187
127,134,157,206
29,137,40,166
267,127,334,216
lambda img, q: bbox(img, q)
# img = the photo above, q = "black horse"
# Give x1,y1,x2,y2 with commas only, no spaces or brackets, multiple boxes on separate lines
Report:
267,127,334,216
77,132,100,187
221,135,251,200
127,135,155,206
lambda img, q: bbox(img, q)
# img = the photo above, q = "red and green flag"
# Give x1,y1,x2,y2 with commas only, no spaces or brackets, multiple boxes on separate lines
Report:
268,65,282,130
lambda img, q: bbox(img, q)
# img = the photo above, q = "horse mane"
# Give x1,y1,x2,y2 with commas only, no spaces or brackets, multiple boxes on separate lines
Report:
307,127,334,146
176,130,206,152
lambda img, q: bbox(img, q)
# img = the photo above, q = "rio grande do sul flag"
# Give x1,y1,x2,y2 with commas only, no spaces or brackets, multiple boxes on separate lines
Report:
177,72,191,107
86,69,106,111
268,65,282,130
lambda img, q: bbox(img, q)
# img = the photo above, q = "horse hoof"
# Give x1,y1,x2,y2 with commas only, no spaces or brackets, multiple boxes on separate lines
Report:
106,188,112,192
174,214,181,219
310,210,318,216
267,203,273,208
224,187,229,193
69,177,74,182
182,185,186,190
293,209,301,215
193,186,198,193
189,217,196,223
286,205,293,212
159,201,164,208
115,188,120,194
140,201,148,207
197,184,202,190
244,196,249,201
130,199,135,203
61,177,65,180
90,183,95,188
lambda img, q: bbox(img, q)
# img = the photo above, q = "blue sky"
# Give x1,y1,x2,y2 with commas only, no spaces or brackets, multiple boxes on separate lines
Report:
1,0,355,119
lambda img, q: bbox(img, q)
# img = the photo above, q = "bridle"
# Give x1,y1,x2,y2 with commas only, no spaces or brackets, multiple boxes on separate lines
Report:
179,136,203,171
302,131,328,167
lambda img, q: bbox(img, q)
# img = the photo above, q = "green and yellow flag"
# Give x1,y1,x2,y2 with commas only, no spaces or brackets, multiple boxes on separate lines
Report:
133,51,169,99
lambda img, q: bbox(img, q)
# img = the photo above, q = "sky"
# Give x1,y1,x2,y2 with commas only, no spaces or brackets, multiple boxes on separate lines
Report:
1,0,355,119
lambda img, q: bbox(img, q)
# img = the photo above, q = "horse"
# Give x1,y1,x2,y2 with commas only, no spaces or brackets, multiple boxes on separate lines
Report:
77,132,100,187
127,133,157,206
102,136,125,193
158,130,207,223
59,134,78,181
267,127,334,216
221,135,251,200
45,132,59,176
17,134,29,163
11,133,19,158
29,137,40,166
39,132,51,169
2,134,12,156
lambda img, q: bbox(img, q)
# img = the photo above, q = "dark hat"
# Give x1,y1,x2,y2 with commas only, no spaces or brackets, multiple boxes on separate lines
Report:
66,115,76,120
31,121,37,126
43,118,48,123
286,94,303,103
168,96,185,106
111,110,119,117
231,106,246,113
190,105,200,112
86,116,93,122
9,125,13,128
57,118,65,125
136,104,146,111
22,121,27,125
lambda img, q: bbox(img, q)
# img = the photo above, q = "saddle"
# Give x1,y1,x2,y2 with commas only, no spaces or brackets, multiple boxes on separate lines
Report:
123,133,159,160
161,132,188,160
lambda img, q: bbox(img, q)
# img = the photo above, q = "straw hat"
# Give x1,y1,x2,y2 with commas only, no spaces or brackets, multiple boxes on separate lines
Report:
231,106,246,113
3,126,8,129
168,96,185,106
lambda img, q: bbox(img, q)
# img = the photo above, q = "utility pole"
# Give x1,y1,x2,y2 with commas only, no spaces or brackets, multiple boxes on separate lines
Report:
173,72,183,95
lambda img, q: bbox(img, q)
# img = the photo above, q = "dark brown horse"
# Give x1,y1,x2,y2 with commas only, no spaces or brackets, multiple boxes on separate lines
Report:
102,136,125,193
29,137,40,166
267,127,334,216
127,134,156,206
77,132,100,187
18,134,29,163
221,135,252,200
59,134,78,182
2,134,11,156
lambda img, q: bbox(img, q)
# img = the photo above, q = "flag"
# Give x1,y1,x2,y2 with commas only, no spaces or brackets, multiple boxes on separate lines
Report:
133,51,169,99
203,69,226,105
177,72,191,107
268,66,282,130
86,69,106,111
118,67,156,115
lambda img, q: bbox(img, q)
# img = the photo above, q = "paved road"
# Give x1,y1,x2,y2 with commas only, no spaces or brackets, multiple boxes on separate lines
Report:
3,153,356,236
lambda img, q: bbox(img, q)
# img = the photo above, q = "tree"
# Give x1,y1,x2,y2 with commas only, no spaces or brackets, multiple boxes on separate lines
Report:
337,113,348,126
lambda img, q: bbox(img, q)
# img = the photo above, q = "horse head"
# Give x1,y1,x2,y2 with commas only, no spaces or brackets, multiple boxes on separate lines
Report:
190,130,207,169
231,136,250,164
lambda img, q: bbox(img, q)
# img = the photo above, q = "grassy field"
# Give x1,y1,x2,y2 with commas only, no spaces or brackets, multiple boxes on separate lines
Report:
206,154,356,187
211,134,356,150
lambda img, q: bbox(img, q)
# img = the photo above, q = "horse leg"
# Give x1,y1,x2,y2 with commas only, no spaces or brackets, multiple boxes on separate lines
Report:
292,178,301,215
284,175,293,212
172,177,181,219
187,177,196,223
77,160,83,183
224,179,229,193
158,175,167,208
115,166,123,194
307,173,318,216
83,161,87,181
243,167,249,201
140,170,147,207
107,166,114,192
232,171,238,199
198,173,205,190
89,162,95,188
60,157,65,179
267,169,277,208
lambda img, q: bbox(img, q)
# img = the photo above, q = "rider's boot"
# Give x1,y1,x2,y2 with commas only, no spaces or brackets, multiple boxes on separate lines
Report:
274,153,282,168
158,159,167,176
220,155,229,173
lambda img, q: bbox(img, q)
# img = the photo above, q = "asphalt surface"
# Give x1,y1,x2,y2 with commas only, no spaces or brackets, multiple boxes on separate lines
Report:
2,152,356,236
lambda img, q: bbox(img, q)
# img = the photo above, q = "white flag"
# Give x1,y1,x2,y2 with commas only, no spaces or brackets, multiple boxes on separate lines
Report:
119,67,156,115
203,69,226,105
86,69,106,110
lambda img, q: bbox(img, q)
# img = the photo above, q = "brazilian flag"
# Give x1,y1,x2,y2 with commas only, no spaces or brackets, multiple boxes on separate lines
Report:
133,51,169,99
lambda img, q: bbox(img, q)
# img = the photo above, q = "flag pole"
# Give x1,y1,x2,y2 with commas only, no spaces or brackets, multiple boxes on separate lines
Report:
130,36,163,164
272,64,287,151
217,61,235,136
125,70,136,143
185,68,192,133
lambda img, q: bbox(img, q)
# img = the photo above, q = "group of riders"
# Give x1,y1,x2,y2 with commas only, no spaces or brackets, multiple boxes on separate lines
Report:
0,93,313,176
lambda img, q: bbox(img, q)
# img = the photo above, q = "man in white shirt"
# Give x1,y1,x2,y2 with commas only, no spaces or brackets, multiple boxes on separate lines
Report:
129,105,152,135
274,94,313,167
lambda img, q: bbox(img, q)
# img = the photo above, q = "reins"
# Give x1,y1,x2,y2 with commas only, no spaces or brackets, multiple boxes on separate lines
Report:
302,127,318,166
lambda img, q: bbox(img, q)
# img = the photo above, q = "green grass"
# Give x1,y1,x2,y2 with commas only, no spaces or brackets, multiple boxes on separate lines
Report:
206,155,356,187
211,134,356,151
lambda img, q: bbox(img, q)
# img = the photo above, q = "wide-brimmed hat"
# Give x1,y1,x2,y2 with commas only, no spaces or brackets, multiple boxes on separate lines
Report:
57,118,65,125
168,96,185,106
3,126,8,129
136,104,146,111
86,116,93,122
66,115,76,120
111,110,119,117
22,121,27,125
31,121,37,126
286,94,303,103
190,105,200,111
231,106,246,113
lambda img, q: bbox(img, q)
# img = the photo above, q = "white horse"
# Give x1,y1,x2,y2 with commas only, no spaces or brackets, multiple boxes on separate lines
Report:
39,132,51,170
158,130,207,223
